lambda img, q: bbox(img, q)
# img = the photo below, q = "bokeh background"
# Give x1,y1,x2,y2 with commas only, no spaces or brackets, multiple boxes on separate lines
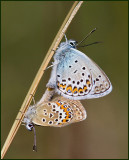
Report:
1,1,128,159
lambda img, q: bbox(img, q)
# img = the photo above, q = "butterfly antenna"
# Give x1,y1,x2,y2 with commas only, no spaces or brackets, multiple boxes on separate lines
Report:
32,126,37,152
78,41,102,48
76,28,97,46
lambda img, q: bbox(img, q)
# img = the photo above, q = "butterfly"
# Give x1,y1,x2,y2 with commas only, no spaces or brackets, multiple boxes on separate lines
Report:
46,29,112,100
23,96,86,130
23,96,86,151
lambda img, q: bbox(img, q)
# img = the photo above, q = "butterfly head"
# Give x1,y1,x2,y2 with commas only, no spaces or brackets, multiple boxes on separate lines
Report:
68,40,78,48
25,123,34,131
59,40,78,49
23,116,34,131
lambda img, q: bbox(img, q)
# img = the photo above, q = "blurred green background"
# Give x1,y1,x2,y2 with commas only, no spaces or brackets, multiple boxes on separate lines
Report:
1,1,128,159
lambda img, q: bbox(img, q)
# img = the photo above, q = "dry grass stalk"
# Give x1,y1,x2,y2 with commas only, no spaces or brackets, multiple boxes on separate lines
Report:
1,1,83,158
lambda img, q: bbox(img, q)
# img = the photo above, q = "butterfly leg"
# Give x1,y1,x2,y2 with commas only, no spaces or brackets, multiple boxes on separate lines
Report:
64,33,68,43
30,94,36,105
46,61,58,89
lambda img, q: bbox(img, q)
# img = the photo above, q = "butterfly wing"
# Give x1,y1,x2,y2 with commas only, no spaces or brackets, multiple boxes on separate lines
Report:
56,48,112,100
32,96,86,127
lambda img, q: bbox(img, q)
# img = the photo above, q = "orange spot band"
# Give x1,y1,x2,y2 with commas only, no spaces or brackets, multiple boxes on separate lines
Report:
78,88,83,93
66,86,72,92
72,87,78,94
59,84,66,89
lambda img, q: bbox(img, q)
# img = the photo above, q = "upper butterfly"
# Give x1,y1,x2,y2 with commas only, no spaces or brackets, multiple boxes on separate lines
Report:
47,35,112,100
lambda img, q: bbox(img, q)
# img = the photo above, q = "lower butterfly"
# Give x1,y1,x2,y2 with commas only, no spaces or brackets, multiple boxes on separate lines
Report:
23,96,86,129
23,96,86,151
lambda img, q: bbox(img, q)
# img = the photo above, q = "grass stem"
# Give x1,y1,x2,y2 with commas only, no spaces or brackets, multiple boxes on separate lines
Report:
1,1,83,158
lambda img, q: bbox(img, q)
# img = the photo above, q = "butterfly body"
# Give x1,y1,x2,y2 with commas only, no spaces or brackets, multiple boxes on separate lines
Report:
47,39,112,100
23,96,86,129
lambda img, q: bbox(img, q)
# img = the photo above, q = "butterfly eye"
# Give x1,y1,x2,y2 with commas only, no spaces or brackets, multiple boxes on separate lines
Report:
26,123,34,131
29,124,33,128
69,41,78,48
70,42,74,46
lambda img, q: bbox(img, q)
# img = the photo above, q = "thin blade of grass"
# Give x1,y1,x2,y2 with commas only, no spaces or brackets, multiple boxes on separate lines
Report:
1,1,83,158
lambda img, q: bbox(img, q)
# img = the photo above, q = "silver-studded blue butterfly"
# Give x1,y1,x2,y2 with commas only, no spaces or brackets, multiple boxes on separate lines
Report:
47,30,112,100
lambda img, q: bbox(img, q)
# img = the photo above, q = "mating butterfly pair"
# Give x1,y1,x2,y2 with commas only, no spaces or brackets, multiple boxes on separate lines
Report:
23,32,112,151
